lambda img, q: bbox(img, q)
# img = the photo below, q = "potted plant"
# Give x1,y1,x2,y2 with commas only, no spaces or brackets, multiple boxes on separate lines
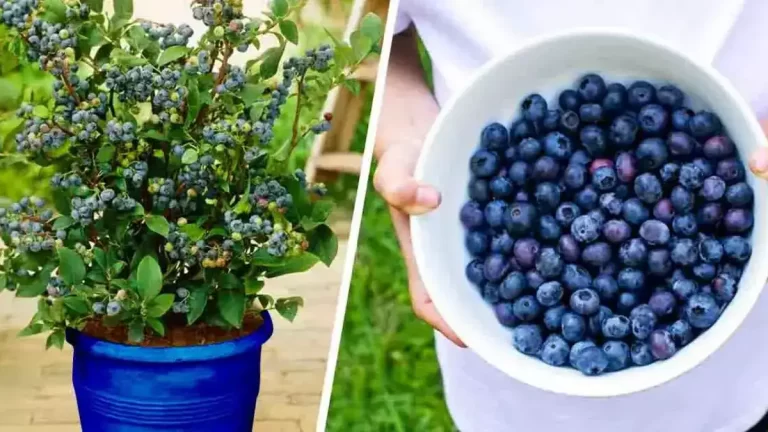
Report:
0,0,382,430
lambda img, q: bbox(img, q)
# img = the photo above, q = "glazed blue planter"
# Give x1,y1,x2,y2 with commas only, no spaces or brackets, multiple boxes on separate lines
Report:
65,311,274,432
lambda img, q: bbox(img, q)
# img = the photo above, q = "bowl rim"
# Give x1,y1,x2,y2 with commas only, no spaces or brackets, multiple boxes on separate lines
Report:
410,28,768,397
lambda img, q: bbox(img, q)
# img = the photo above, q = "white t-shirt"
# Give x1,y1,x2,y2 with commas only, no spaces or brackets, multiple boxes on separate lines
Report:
396,1,768,431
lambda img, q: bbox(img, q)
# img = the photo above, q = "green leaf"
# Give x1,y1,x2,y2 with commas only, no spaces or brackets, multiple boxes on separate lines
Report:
112,261,126,276
92,247,107,270
217,291,245,328
85,0,103,13
158,46,189,66
145,215,170,238
301,200,334,230
185,79,201,125
308,224,337,266
0,274,6,291
132,102,153,126
260,46,285,79
46,330,65,350
271,0,289,17
18,323,44,337
41,0,67,23
58,248,86,286
94,44,114,65
143,129,167,141
79,23,105,52
187,287,208,325
279,20,298,44
63,297,90,314
181,149,198,165
128,320,144,343
137,256,163,300
52,189,71,215
179,224,205,241
265,253,319,277
257,294,274,309
350,31,372,61
111,0,133,30
111,279,131,291
240,83,266,105
207,227,228,238
146,293,175,317
245,279,264,295
86,270,107,283
96,145,115,163
127,25,151,51
218,273,242,290
52,216,75,230
342,79,361,95
360,13,384,43
146,317,165,336
275,296,303,322
111,48,146,67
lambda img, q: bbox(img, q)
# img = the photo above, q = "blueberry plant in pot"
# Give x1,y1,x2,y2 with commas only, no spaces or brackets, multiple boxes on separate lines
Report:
0,0,382,429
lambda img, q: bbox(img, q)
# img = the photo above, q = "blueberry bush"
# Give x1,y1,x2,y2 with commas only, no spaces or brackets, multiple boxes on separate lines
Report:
0,0,383,348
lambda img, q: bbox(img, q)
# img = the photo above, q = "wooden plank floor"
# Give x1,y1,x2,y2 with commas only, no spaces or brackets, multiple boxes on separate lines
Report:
0,239,348,432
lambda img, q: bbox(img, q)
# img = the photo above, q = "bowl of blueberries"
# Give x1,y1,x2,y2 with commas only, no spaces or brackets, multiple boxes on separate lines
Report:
410,29,768,396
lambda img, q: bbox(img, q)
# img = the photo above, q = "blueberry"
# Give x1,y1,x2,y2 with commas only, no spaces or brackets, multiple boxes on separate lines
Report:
563,164,587,189
587,306,613,337
483,254,510,282
699,176,726,202
602,83,628,116
638,104,669,135
508,161,531,186
460,201,485,229
538,334,570,366
587,209,606,227
521,93,547,122
631,307,657,340
574,186,600,211
569,340,597,367
510,119,537,143
618,238,647,268
490,176,514,199
512,324,544,355
538,215,562,241
579,125,608,156
649,329,677,360
670,186,695,213
515,191,530,202
601,341,631,372
697,203,724,229
672,279,698,300
513,238,541,269
668,320,693,347
532,156,560,181
592,166,617,191
723,208,753,233
542,109,563,131
543,305,568,331
560,264,592,291
599,193,623,216
672,213,698,237
722,236,751,263
526,270,546,289
535,248,564,279
493,302,518,327
577,73,607,102
712,273,737,303
543,131,573,161
685,293,720,329
559,110,581,136
617,268,645,292
693,157,715,177
716,158,745,184
608,115,638,148
518,137,542,161
512,294,542,322
593,275,618,301
693,263,717,282
581,242,612,267
570,288,600,315
555,202,581,227
653,199,676,224
689,111,722,139
532,183,560,212
679,163,705,190
699,238,724,263
536,281,564,307
671,238,698,266
571,215,600,243
612,153,637,185
504,145,519,162
557,235,581,263
669,109,692,133
702,135,735,160
649,291,677,317
465,260,486,286
666,132,695,159
484,200,507,228
490,232,515,255
465,231,489,256
622,198,649,226
468,178,491,203
482,283,501,303
634,173,663,204
657,85,684,108
603,219,631,244
504,202,538,236
627,81,656,109
470,150,500,178
639,220,671,246
725,182,754,207
602,315,631,339
579,103,603,123
561,312,587,342
481,122,509,151
629,342,654,366
500,271,527,300
648,249,672,276
559,89,582,111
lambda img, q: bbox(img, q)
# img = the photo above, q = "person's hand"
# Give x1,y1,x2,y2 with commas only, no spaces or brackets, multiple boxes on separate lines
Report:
374,141,466,347
749,120,768,179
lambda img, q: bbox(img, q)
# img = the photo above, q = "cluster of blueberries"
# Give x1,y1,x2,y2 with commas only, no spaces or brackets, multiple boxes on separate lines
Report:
214,65,246,95
140,22,194,49
177,156,215,204
122,161,149,188
164,223,232,268
249,178,294,213
14,104,67,153
192,0,244,28
171,287,191,314
105,65,157,103
26,18,78,66
67,93,109,143
70,188,135,226
460,73,754,376
0,197,56,253
0,0,37,30
185,50,213,75
294,168,328,197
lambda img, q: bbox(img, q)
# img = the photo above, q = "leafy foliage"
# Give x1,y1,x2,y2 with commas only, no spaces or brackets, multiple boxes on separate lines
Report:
0,0,383,345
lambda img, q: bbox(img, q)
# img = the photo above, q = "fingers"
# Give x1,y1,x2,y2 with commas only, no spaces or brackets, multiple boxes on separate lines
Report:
373,144,441,215
749,147,768,180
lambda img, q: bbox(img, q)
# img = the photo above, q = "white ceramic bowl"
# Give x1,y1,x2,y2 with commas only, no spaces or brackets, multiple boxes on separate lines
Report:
411,29,768,397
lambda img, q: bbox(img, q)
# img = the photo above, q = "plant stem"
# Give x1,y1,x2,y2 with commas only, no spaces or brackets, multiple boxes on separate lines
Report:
288,72,307,152
52,119,75,136
61,65,81,105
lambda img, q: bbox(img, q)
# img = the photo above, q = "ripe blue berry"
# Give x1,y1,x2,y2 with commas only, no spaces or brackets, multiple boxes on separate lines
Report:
627,81,656,109
685,293,720,328
512,324,543,355
540,334,570,366
603,341,631,371
561,312,587,342
570,288,600,315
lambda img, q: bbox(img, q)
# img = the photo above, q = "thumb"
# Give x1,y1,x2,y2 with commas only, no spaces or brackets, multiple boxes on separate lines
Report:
373,145,441,215
749,147,768,180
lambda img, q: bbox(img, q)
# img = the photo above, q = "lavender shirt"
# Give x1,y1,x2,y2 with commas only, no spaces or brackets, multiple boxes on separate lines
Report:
397,1,768,430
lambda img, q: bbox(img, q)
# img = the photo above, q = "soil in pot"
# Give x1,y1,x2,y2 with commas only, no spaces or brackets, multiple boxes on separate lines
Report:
80,312,265,347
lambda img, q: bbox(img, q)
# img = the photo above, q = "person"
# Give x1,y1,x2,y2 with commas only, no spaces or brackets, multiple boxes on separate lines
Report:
372,1,768,431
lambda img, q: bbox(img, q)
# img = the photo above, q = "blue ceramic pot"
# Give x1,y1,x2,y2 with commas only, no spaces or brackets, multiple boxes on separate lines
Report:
65,311,274,432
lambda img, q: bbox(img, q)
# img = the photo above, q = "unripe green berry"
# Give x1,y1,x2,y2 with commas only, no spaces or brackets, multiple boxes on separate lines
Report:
232,232,242,241
170,113,182,124
164,242,174,252
150,114,160,124
177,217,188,226
214,26,225,37
59,29,70,39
